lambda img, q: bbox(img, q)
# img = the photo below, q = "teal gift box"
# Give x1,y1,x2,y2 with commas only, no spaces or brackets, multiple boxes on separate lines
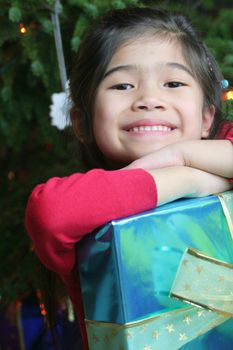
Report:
77,192,233,350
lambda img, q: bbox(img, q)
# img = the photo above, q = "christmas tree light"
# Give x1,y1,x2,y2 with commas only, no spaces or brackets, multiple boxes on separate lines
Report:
19,23,27,34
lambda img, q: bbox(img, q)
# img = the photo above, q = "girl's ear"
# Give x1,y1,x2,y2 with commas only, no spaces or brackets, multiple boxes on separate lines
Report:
201,105,215,138
70,107,86,143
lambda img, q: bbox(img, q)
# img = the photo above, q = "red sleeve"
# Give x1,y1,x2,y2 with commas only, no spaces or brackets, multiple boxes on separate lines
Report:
25,168,157,275
215,120,233,143
215,121,233,182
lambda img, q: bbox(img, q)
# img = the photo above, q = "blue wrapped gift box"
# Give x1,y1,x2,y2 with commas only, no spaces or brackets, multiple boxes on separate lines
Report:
77,192,233,349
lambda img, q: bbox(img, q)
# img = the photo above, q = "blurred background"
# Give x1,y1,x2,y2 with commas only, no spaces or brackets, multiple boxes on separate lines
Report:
0,0,233,349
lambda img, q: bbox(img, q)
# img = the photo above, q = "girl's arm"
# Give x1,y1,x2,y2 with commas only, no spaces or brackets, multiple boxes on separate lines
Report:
25,166,232,276
147,165,232,206
126,139,233,179
25,168,157,275
178,140,233,178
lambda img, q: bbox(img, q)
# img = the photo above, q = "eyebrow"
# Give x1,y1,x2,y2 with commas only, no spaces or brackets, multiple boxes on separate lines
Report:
103,65,136,78
103,62,193,79
166,62,193,77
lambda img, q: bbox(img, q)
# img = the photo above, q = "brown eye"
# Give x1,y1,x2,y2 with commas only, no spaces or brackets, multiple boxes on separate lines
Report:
111,83,134,90
165,81,186,88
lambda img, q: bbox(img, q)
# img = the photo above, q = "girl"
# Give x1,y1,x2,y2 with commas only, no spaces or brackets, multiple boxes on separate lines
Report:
25,7,233,350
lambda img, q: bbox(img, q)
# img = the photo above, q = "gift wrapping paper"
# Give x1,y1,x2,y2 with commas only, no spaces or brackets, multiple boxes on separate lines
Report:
77,191,233,349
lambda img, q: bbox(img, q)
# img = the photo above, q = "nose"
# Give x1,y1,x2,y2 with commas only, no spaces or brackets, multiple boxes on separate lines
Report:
132,88,166,111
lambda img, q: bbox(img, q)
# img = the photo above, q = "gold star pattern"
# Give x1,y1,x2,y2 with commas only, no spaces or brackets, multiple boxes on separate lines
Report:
92,334,99,343
111,329,118,336
183,315,192,325
126,331,134,339
182,259,189,267
165,324,175,333
139,326,148,333
197,310,205,317
218,275,225,283
104,335,110,343
152,330,159,340
196,265,203,274
179,333,187,341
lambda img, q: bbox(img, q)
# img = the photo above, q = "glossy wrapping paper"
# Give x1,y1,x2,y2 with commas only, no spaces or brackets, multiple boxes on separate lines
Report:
77,191,233,350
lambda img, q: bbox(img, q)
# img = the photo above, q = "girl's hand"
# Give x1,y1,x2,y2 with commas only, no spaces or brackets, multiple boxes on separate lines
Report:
125,139,233,180
124,143,184,170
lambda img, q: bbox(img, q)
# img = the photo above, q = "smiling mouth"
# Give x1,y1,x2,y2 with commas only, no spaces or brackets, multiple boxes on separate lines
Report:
128,125,173,132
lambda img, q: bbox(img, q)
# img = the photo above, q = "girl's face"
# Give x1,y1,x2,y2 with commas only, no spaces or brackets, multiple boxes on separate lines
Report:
93,36,214,164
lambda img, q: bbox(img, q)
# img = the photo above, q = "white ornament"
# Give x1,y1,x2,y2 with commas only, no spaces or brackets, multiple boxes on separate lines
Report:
49,81,71,130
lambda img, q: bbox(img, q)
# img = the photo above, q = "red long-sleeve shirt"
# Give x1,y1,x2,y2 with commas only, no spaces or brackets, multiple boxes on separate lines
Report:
25,168,157,350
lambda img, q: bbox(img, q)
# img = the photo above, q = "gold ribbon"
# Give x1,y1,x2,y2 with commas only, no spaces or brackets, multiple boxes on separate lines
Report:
85,305,229,350
170,191,233,316
170,248,233,316
218,190,233,240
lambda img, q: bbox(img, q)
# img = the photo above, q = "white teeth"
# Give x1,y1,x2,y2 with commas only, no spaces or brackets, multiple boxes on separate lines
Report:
129,125,172,132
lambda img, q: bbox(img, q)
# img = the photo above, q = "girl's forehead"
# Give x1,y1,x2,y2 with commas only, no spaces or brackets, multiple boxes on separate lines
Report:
108,35,189,70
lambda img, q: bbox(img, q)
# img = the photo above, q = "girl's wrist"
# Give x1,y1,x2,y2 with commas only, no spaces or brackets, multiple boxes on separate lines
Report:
148,166,196,206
